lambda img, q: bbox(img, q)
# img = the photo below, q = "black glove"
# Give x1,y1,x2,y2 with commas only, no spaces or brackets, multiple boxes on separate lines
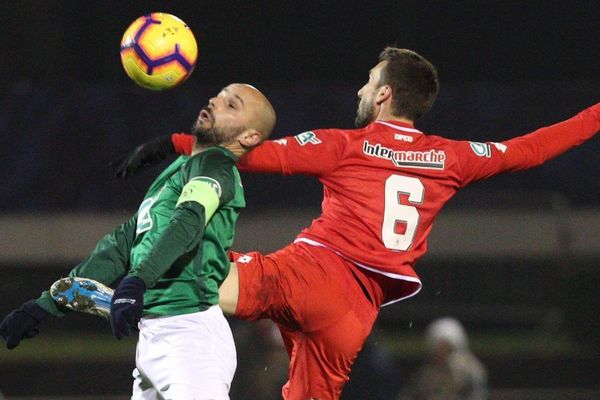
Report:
113,134,175,179
0,300,50,349
110,276,146,340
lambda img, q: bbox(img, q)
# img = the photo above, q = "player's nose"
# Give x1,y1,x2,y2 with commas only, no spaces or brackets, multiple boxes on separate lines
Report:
208,97,219,109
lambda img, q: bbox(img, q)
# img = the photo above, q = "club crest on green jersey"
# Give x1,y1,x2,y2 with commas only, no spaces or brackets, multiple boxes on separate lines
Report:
136,186,167,235
136,197,156,234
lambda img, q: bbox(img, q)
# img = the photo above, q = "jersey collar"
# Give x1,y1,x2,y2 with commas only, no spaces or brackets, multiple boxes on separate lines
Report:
375,120,422,134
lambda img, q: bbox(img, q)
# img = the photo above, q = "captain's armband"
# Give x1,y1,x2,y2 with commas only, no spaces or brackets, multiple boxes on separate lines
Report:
177,177,222,223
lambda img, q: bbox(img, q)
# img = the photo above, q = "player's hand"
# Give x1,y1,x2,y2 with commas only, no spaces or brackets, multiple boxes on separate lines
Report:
113,134,175,179
110,276,146,340
0,300,50,349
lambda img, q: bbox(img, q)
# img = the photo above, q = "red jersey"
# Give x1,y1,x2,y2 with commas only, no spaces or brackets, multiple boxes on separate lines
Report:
174,104,600,304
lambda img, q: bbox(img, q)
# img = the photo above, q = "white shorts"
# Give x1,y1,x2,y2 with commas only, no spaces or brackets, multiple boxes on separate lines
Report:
131,305,237,400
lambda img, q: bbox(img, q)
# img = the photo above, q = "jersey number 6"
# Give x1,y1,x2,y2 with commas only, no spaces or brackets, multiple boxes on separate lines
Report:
382,174,424,251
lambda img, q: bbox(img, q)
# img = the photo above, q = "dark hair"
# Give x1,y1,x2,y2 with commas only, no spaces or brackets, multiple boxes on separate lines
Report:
378,47,439,120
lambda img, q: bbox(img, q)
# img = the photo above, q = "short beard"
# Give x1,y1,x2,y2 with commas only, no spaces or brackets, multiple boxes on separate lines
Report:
354,98,375,128
191,124,245,147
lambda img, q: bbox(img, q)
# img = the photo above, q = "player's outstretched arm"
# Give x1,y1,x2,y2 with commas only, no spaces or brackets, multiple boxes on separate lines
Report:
114,133,195,178
503,102,600,168
458,103,600,185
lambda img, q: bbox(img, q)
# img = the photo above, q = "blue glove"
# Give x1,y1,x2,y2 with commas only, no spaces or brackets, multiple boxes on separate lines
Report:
0,300,50,349
110,276,146,340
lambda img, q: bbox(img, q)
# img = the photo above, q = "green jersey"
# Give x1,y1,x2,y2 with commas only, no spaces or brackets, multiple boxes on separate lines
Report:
37,146,245,317
131,147,245,315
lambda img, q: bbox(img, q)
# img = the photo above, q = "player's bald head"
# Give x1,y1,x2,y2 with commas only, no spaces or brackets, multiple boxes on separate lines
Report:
192,83,276,155
230,83,276,141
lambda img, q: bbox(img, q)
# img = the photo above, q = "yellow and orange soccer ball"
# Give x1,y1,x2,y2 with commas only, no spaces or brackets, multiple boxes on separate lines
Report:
120,13,198,90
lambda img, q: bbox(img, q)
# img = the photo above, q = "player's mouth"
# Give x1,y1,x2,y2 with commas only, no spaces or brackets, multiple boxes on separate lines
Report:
198,108,214,125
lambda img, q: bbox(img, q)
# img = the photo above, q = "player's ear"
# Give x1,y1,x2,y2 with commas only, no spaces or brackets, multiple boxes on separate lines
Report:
375,85,392,105
238,128,262,149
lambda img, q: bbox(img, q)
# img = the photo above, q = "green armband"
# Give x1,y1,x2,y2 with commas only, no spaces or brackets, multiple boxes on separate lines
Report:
177,177,220,223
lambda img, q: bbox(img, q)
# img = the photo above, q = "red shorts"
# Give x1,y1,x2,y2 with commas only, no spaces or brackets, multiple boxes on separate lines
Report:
230,241,381,400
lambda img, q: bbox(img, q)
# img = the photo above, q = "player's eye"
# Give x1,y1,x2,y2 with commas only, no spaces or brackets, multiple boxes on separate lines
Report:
228,102,237,109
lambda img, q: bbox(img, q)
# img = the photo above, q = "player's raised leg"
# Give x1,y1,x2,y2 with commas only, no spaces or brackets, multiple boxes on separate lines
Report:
48,267,239,319
227,243,380,399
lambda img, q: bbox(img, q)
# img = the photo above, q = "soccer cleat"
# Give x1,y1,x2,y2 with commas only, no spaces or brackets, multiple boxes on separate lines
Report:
50,277,114,319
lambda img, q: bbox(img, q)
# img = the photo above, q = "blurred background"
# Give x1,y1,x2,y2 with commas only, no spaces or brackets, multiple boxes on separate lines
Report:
1,1,599,399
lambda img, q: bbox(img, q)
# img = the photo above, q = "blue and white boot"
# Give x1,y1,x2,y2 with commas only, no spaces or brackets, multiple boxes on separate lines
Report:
50,277,114,319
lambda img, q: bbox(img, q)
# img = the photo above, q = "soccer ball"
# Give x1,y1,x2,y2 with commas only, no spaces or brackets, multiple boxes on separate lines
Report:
120,13,198,90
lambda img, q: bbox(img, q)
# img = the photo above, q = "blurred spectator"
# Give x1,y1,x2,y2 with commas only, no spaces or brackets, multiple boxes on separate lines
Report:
397,317,488,400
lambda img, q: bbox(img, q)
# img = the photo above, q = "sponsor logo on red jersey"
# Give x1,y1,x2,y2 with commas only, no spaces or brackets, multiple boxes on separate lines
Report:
394,133,414,142
469,142,492,157
236,255,253,263
492,142,507,153
294,131,322,145
363,140,446,169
